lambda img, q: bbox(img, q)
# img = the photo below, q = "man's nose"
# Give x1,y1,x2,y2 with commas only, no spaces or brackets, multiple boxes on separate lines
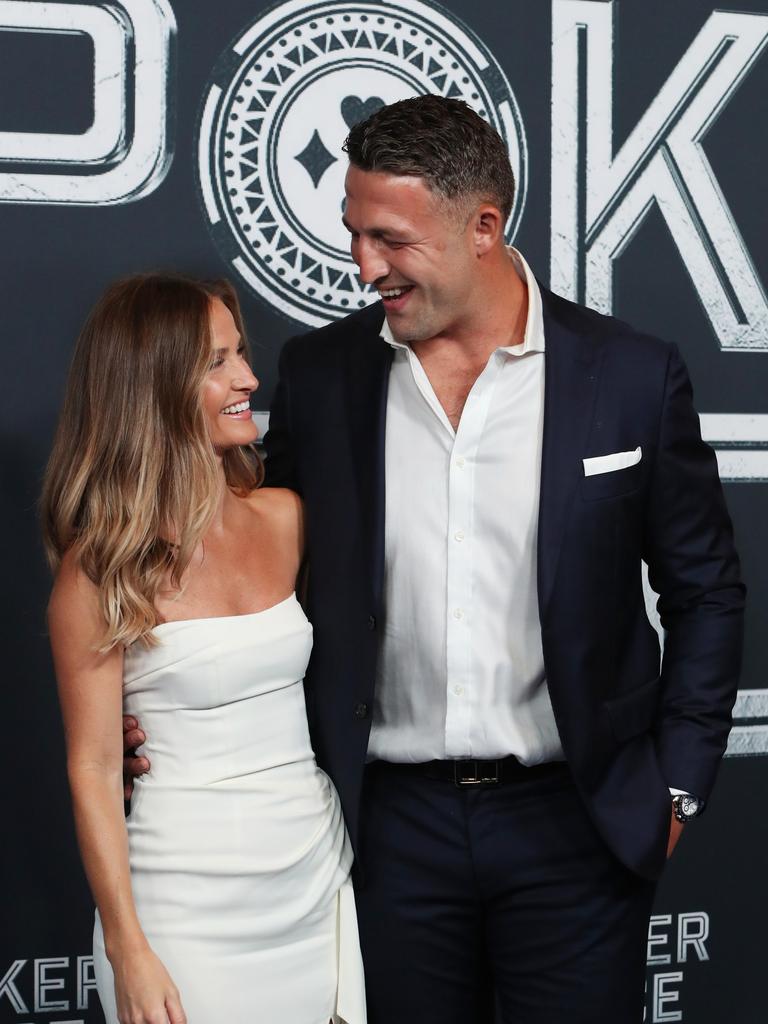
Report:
355,238,390,286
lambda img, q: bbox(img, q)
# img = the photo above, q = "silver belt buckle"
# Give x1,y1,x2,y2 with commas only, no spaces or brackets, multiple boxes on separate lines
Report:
454,759,501,785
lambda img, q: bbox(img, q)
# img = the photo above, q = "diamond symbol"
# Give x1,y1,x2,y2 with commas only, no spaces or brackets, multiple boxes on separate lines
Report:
294,129,337,188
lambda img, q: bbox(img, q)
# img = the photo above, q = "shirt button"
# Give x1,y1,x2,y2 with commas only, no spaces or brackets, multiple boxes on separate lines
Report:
454,530,465,542
367,615,376,631
354,702,369,719
455,456,466,468
453,685,464,696
453,608,464,620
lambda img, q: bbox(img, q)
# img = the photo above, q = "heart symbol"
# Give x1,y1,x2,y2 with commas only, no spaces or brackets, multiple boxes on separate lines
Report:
341,95,385,129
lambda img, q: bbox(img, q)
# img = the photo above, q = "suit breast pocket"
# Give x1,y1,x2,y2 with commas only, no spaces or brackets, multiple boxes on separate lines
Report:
581,461,642,501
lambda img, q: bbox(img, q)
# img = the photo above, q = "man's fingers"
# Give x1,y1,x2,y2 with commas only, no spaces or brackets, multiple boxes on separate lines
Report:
123,728,146,751
124,755,150,777
121,712,150,792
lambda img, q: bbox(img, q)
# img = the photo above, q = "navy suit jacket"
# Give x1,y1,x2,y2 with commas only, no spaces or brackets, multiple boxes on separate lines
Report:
263,284,745,880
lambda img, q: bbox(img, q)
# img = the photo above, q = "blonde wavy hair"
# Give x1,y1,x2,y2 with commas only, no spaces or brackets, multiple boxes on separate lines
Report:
41,273,263,650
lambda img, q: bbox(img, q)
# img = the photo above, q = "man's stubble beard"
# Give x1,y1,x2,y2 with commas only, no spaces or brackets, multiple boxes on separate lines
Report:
387,296,446,347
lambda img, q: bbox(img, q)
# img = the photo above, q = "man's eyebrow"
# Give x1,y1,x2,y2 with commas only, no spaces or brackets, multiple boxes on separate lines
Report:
341,218,402,238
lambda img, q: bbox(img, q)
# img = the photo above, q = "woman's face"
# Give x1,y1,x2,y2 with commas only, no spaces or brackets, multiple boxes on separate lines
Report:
202,297,259,453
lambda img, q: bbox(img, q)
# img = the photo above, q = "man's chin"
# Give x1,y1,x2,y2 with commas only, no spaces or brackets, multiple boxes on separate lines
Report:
387,312,436,346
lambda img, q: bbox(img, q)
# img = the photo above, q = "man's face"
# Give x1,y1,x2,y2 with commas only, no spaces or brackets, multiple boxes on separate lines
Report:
343,166,477,344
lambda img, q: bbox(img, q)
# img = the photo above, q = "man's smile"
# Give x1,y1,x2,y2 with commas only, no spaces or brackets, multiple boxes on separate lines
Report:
378,285,415,311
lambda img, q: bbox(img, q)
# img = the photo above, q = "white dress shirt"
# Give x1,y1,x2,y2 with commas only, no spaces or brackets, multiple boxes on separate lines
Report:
368,249,565,765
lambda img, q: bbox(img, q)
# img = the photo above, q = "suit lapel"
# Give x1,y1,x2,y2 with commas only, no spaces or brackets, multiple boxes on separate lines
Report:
537,286,604,619
343,290,602,620
345,304,392,612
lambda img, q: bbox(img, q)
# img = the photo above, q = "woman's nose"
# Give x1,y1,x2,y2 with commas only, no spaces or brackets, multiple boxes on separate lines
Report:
234,369,258,392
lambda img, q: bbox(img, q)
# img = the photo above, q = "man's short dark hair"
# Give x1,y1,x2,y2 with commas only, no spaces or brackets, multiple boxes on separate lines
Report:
343,95,515,221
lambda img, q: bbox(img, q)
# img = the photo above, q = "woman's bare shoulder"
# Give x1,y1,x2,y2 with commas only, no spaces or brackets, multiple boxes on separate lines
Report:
49,546,96,614
48,547,107,653
244,485,303,526
242,486,305,561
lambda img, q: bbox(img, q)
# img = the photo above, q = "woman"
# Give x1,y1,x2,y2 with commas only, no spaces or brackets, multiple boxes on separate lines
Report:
41,274,366,1024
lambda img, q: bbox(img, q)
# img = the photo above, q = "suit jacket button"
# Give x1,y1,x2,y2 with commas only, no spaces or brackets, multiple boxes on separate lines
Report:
367,615,376,630
354,702,369,719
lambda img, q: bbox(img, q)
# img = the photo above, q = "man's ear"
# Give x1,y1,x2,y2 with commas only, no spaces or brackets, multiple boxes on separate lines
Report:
472,204,505,256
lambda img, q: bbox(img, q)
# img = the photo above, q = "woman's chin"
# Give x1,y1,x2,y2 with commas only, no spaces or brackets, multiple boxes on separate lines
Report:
213,423,260,452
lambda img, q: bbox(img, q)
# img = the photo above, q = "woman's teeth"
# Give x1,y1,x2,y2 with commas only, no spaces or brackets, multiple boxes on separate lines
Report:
221,400,250,415
380,286,411,298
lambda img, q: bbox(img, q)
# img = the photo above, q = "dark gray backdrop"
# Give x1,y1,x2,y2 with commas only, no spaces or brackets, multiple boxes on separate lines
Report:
1,1,765,1020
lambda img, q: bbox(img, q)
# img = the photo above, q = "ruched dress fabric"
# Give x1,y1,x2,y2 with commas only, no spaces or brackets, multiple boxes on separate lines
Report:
93,594,366,1024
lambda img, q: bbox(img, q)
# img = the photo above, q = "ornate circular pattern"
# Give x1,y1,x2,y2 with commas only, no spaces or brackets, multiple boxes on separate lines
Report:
198,0,528,326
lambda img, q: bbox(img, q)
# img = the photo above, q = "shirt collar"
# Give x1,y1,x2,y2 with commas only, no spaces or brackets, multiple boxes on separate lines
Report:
379,246,545,356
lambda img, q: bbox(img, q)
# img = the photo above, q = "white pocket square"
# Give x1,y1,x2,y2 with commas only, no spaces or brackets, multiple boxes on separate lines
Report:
583,446,642,477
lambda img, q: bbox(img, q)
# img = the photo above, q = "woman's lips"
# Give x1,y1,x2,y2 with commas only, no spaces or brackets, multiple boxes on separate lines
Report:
221,408,253,420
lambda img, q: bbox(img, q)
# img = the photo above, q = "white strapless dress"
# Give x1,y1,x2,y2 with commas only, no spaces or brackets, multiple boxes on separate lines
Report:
93,594,366,1024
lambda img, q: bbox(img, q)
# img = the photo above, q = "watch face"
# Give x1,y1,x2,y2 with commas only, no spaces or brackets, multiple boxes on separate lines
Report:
680,795,699,818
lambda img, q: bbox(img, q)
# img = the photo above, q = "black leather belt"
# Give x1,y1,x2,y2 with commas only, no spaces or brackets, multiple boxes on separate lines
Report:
371,757,567,786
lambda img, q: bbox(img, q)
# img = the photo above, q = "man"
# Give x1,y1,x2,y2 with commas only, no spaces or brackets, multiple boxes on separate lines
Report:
125,97,744,1022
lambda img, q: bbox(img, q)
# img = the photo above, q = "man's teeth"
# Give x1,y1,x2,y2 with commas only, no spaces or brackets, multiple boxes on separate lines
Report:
380,286,410,299
221,400,250,415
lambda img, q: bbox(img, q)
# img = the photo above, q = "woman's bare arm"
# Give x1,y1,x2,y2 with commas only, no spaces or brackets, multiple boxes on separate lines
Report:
49,552,185,1024
49,553,145,955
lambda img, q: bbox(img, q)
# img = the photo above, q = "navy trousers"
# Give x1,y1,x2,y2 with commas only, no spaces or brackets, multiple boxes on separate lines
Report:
355,761,657,1024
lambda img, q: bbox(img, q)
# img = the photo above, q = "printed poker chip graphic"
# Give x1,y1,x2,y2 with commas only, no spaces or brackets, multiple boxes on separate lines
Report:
198,0,527,326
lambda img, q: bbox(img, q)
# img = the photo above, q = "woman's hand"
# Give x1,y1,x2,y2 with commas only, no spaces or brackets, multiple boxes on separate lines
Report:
111,945,187,1024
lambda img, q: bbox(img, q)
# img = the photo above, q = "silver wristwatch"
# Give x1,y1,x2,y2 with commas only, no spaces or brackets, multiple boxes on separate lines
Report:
672,792,704,823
